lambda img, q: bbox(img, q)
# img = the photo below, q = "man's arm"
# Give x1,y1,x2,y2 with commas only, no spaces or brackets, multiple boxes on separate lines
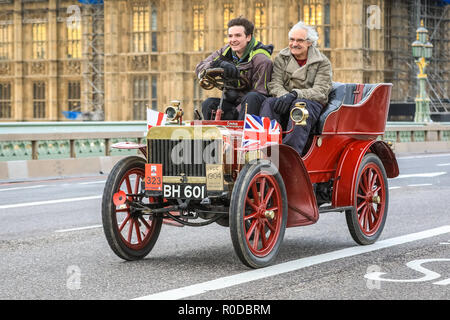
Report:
268,56,290,98
195,46,227,79
291,59,333,105
249,55,273,96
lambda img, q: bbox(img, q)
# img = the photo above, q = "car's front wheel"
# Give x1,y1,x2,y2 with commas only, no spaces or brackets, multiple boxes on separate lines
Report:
102,156,162,260
229,160,288,268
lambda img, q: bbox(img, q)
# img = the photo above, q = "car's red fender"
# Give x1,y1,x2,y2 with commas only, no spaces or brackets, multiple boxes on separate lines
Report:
274,144,319,227
332,140,399,208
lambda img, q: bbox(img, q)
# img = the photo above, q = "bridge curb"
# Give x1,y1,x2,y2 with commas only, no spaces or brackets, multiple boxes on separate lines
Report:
1,141,450,182
0,155,132,182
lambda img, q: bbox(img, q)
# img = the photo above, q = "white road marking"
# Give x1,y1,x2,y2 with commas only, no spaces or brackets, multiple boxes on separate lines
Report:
365,258,450,284
133,225,450,300
397,153,450,160
407,184,433,187
78,180,106,185
389,186,401,190
394,172,446,179
55,224,102,233
0,195,102,210
0,185,47,192
437,163,450,167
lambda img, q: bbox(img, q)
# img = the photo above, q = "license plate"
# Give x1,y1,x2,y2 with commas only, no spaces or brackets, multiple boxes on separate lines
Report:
163,184,206,200
145,164,163,191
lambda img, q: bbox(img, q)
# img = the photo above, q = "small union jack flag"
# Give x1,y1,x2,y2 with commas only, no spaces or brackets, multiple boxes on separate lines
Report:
241,114,281,150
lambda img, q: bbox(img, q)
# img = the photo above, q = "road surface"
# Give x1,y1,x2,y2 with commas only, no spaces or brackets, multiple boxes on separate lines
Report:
0,152,449,302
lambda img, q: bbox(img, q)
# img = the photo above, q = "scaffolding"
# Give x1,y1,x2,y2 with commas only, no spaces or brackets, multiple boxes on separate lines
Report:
81,0,105,121
386,0,450,117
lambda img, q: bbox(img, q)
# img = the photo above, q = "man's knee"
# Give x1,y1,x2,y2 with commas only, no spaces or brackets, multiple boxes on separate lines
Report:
243,91,264,102
260,97,277,118
202,98,218,119
241,92,266,115
202,98,218,110
293,98,322,120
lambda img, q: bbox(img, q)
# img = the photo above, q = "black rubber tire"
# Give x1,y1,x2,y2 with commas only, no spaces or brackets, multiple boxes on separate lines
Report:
345,153,389,245
229,160,288,268
102,156,162,260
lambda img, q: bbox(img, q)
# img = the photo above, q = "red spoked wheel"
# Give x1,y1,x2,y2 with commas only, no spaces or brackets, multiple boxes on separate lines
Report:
244,173,283,257
102,156,162,260
230,160,287,268
346,153,388,245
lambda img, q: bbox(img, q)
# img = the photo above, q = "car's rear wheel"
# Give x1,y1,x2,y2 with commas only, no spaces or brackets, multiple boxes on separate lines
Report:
230,160,287,268
102,156,162,260
345,153,388,245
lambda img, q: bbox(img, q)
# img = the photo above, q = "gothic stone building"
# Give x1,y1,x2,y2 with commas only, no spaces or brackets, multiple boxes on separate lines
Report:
0,0,448,121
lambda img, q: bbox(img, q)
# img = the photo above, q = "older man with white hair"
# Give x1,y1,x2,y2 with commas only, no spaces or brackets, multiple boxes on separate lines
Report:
260,21,333,155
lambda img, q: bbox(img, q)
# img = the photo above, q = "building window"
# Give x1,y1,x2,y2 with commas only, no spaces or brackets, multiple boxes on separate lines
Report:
68,82,81,111
32,23,47,59
0,22,13,60
33,82,46,119
384,3,391,51
67,24,81,58
300,0,330,49
151,8,158,52
193,77,203,116
364,3,379,49
303,1,319,26
193,4,205,51
133,76,148,120
0,83,11,118
151,76,157,110
324,3,330,48
254,2,267,44
132,4,149,53
131,3,157,53
223,3,233,44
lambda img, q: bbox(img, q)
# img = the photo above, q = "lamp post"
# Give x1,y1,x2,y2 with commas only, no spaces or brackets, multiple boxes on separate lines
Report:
412,20,433,123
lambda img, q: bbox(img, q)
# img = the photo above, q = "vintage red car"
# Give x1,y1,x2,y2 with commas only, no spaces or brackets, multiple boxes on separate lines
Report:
101,69,399,269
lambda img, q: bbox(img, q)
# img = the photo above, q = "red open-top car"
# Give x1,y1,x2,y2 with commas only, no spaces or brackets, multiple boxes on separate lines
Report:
101,70,399,268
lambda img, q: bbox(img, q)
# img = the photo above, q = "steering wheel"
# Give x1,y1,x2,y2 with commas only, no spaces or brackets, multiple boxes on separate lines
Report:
199,68,250,91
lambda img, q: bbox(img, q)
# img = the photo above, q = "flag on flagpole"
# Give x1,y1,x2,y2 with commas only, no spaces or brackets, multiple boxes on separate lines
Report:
147,108,167,130
241,114,281,150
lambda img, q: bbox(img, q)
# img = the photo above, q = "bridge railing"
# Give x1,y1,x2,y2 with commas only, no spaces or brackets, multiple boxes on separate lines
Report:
0,122,147,161
1,122,450,161
0,131,146,160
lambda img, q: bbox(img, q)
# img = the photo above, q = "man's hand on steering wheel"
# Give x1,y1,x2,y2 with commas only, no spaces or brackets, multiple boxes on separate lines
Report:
212,60,239,80
199,64,249,91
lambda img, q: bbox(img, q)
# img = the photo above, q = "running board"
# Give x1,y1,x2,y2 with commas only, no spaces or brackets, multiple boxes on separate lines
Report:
319,206,354,214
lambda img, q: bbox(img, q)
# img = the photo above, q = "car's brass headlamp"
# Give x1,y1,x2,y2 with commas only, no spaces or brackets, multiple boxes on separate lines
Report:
164,100,183,122
290,102,309,126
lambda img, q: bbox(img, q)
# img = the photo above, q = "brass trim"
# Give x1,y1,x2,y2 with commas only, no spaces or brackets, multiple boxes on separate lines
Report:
265,210,275,220
147,126,223,140
163,176,206,184
290,102,309,126
244,149,262,163
164,100,183,122
206,164,224,191
372,195,381,204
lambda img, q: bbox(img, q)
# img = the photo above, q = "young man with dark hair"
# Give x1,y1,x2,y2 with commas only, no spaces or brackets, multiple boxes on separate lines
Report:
195,17,273,120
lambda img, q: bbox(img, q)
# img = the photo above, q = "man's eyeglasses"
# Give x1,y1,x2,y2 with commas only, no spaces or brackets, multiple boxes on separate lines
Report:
289,38,309,44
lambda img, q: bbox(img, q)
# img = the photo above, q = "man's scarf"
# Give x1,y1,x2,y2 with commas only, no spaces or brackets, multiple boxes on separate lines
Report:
231,36,256,64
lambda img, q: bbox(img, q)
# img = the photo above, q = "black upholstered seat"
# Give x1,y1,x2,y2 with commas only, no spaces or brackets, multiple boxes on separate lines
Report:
314,82,377,134
314,82,345,134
